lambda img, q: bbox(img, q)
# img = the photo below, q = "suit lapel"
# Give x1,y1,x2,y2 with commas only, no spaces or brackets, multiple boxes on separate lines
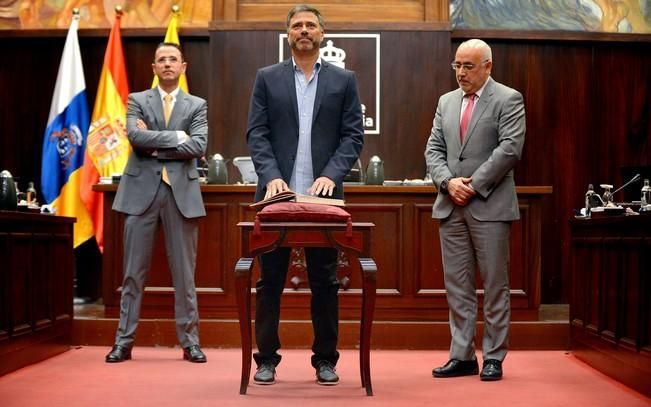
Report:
168,89,189,129
461,77,494,149
452,89,464,149
312,61,329,125
282,59,299,132
147,89,166,130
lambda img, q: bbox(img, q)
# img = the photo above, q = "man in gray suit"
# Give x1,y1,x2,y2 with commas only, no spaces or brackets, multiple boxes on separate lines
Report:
246,5,364,386
105,42,208,363
425,39,525,381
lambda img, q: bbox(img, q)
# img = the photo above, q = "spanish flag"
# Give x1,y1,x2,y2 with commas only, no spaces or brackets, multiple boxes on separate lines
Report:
80,9,130,253
40,13,94,248
152,8,188,92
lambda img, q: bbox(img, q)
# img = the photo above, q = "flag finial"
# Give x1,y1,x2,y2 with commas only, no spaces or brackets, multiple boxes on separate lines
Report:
115,5,123,16
171,4,180,14
72,8,80,17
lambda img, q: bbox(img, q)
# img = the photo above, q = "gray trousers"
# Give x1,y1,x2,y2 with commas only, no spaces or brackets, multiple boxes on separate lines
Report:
439,206,511,362
115,183,200,349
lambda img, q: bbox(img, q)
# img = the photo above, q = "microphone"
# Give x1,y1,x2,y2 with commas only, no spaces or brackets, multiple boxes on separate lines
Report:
602,173,640,204
611,173,641,196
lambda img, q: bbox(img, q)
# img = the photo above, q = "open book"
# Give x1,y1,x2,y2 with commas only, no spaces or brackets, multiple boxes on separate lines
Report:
250,190,345,209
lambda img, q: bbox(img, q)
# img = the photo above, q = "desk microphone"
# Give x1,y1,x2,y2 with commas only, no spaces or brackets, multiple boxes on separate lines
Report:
611,173,641,196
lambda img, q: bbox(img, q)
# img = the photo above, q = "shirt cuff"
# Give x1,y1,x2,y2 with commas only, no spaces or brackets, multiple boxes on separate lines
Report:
176,131,188,144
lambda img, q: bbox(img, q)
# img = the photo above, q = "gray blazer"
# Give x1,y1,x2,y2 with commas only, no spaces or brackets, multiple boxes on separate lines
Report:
113,88,208,218
425,77,525,221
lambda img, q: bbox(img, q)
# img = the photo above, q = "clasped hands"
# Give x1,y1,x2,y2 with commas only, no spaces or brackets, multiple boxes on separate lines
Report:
264,177,335,200
447,177,476,206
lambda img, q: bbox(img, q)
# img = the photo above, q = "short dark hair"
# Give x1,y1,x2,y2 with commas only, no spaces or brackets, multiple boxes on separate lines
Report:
286,4,325,29
155,42,184,60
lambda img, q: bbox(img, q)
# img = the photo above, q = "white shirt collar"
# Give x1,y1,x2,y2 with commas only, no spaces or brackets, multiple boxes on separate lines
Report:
466,77,490,99
157,85,180,101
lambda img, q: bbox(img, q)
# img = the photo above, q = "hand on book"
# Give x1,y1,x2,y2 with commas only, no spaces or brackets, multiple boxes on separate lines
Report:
308,176,335,197
250,188,345,209
265,178,290,200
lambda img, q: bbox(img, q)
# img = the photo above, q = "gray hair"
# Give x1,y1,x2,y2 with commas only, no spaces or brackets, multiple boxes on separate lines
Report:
286,4,325,29
458,39,492,61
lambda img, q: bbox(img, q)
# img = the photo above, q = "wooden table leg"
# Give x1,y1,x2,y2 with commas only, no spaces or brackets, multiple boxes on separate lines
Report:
358,257,377,396
235,257,254,395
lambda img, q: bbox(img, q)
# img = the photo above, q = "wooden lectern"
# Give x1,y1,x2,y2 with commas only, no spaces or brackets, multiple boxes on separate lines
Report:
234,220,377,395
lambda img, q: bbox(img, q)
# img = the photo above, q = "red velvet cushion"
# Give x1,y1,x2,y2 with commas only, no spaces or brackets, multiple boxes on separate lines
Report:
256,202,351,223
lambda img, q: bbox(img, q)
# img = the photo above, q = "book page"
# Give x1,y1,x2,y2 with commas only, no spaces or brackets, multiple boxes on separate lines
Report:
250,190,345,209
294,193,345,207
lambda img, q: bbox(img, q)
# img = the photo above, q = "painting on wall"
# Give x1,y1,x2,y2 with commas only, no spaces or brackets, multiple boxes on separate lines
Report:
0,0,210,29
450,0,651,33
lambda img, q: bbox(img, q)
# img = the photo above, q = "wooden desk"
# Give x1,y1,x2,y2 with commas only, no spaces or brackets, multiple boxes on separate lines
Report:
234,221,376,395
0,211,74,376
570,215,651,397
93,185,551,348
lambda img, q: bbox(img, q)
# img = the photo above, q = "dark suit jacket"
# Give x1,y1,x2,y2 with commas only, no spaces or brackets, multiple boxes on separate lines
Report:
425,77,525,222
246,59,364,202
113,88,208,218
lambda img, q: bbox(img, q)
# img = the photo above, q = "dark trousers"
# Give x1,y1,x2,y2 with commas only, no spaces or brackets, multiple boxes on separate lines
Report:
253,247,340,368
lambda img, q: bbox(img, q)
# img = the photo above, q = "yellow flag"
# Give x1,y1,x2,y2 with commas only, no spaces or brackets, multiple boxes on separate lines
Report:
152,11,189,92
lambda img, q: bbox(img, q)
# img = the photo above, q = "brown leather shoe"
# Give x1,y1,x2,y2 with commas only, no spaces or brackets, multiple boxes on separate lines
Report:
432,359,479,378
105,345,132,363
183,345,207,363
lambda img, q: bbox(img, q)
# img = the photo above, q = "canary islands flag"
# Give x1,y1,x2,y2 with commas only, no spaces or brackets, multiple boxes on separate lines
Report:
41,14,94,248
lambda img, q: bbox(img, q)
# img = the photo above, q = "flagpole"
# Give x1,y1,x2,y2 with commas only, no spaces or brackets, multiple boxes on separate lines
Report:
80,4,130,253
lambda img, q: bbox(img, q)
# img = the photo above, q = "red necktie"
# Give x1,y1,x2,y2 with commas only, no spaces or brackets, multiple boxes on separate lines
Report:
460,93,476,143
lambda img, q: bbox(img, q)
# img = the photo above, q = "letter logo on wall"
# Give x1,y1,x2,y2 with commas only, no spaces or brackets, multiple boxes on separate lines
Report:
279,33,380,135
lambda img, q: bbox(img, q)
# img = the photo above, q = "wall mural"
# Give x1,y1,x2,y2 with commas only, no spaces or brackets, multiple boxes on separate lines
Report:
450,0,651,33
2,0,650,32
0,0,210,29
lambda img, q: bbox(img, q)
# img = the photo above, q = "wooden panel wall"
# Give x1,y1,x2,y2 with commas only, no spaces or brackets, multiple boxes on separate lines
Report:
570,216,651,398
0,28,649,305
456,34,651,302
210,28,451,182
0,212,75,376
97,185,548,322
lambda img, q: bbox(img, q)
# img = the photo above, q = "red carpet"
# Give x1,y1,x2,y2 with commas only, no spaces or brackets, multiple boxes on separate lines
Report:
0,348,649,406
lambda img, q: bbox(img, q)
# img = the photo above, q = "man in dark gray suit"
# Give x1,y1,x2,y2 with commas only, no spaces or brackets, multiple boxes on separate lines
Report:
246,5,364,386
105,42,208,364
425,39,525,381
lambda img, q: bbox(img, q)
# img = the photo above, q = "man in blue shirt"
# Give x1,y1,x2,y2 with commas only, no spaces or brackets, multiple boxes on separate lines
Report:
246,4,364,386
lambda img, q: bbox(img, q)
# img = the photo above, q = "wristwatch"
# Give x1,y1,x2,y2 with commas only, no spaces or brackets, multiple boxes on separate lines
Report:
440,178,451,194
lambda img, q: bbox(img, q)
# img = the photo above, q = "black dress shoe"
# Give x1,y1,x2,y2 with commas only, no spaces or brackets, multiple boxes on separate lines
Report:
105,345,131,363
432,359,479,378
316,361,339,385
480,359,503,381
253,363,276,385
183,345,207,363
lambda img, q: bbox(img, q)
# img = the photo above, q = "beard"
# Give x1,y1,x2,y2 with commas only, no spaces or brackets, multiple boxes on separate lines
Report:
290,36,320,52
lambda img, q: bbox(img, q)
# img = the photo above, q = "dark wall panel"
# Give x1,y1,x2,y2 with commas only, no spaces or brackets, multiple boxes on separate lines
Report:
1,30,650,304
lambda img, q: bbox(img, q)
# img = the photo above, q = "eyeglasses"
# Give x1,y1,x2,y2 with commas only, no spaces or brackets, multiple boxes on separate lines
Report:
451,60,489,71
155,56,181,65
